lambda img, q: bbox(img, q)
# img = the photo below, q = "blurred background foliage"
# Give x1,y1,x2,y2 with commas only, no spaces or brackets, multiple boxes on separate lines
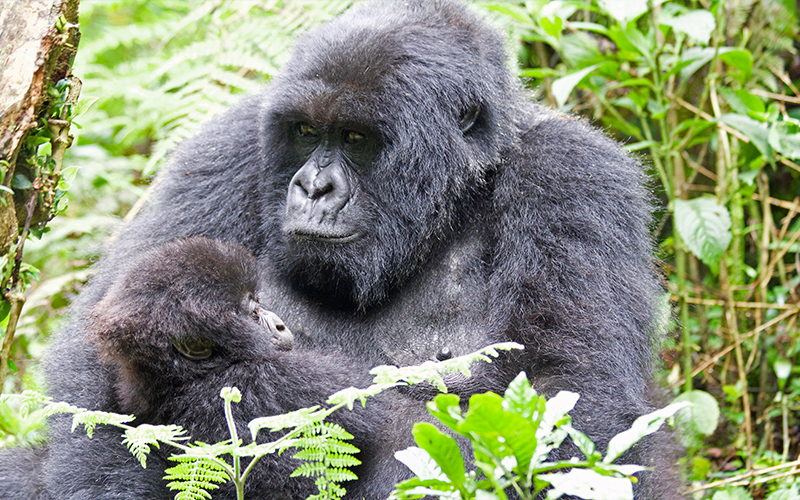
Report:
2,0,800,497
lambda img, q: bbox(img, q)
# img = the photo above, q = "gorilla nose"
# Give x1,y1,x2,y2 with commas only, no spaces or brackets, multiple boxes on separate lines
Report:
258,307,294,351
286,159,351,226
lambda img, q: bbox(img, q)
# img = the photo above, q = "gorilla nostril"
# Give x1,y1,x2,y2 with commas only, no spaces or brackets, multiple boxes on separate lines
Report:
436,347,453,361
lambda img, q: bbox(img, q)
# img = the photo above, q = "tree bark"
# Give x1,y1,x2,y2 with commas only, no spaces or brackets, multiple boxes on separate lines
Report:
0,0,81,388
0,0,81,252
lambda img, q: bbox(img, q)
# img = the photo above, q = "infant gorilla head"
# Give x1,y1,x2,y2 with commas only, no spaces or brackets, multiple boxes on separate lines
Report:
87,237,294,418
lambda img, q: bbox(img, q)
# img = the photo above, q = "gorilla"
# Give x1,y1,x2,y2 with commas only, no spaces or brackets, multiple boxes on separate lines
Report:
86,237,387,500
1,0,681,498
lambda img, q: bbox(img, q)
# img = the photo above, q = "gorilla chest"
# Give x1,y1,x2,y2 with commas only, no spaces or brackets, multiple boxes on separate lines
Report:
373,248,491,366
370,234,492,366
261,232,492,366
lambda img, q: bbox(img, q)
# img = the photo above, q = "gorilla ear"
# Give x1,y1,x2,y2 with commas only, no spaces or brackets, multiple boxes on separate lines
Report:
460,104,481,134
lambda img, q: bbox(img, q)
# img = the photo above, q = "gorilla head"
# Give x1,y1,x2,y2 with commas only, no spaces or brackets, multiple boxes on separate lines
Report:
260,1,518,307
87,237,293,418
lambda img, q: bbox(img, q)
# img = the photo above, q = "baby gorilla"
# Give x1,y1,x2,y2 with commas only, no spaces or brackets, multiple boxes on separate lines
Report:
86,237,386,499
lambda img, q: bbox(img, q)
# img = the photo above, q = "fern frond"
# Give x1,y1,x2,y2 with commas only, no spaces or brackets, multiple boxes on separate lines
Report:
71,410,135,438
164,457,228,500
321,468,358,483
121,424,188,468
291,461,328,478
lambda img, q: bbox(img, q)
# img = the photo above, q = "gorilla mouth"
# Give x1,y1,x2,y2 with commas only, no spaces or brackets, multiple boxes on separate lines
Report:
286,229,361,244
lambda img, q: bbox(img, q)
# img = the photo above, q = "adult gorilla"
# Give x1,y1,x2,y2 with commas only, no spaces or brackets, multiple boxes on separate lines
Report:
30,0,678,498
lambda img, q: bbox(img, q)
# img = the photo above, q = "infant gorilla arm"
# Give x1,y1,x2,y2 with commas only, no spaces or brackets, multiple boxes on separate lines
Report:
86,237,393,500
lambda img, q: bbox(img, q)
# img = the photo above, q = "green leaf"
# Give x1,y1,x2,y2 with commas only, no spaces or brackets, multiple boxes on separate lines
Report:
646,99,668,119
564,425,596,459
164,457,227,500
540,391,579,433
673,197,732,268
502,371,541,421
720,50,753,79
552,64,602,108
712,486,754,500
0,301,10,322
411,423,466,487
561,32,602,67
623,140,658,152
679,47,741,81
623,26,654,61
427,393,463,431
737,169,759,186
768,122,800,159
394,447,448,481
661,10,715,44
519,67,556,79
541,468,634,500
718,114,772,159
597,0,648,24
673,390,720,438
540,16,563,39
10,175,33,190
767,487,800,500
461,393,538,477
604,402,691,463
718,89,765,115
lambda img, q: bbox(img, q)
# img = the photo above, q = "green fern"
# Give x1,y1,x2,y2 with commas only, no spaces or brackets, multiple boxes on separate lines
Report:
70,409,135,438
123,423,189,468
164,457,228,500
4,343,523,500
76,0,355,177
287,422,359,499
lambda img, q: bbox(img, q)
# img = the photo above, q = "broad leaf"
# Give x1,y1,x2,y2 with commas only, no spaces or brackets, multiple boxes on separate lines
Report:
604,402,691,463
768,122,800,159
542,469,634,500
597,0,648,24
411,423,466,487
552,64,601,108
394,447,448,481
718,113,773,159
663,10,715,44
460,393,538,477
673,390,720,437
673,197,732,269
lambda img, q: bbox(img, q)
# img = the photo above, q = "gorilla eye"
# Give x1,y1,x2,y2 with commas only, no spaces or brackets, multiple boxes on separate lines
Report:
297,122,319,139
171,337,213,361
344,130,365,144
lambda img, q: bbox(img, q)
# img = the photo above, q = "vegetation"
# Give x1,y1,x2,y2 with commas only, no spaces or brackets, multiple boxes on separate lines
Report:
1,0,799,498
3,343,686,500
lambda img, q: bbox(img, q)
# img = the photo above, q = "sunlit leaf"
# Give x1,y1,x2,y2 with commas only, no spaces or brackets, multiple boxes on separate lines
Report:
597,0,648,24
673,197,732,269
552,64,601,108
541,468,634,500
604,402,691,463
673,390,720,437
412,423,466,488
661,10,715,45
394,447,448,482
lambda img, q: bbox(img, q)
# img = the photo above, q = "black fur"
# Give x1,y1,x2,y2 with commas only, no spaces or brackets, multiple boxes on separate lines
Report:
85,237,390,500
1,1,681,499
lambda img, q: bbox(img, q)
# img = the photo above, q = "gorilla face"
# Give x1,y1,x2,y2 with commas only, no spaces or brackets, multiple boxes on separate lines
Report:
283,119,379,243
261,2,517,308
